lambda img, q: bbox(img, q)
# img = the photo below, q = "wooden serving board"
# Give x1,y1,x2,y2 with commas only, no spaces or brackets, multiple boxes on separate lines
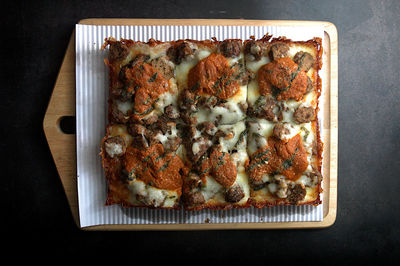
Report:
43,19,338,230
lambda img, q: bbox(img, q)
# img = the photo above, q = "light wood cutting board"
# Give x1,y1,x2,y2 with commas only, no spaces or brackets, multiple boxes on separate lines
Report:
43,19,338,230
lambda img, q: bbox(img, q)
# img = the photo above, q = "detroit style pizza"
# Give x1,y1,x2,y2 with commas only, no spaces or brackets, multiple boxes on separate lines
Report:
100,34,323,210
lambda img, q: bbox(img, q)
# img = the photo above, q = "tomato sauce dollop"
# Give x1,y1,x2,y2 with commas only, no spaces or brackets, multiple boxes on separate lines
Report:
248,134,308,182
123,62,170,118
196,146,237,188
188,53,240,99
257,58,308,101
124,144,185,194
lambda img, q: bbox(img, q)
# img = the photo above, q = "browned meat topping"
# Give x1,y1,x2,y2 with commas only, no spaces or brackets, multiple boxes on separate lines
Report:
225,185,245,203
287,183,306,204
167,41,194,64
247,96,281,122
268,43,290,61
197,121,217,136
272,123,290,140
293,51,315,72
109,42,129,62
151,56,175,80
306,76,313,93
293,106,315,124
185,191,205,206
219,40,242,58
185,172,202,191
104,136,127,158
245,40,263,61
164,105,180,119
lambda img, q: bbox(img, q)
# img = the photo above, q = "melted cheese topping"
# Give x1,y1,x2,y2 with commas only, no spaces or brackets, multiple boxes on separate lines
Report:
154,80,179,110
128,179,178,207
246,55,271,73
116,100,134,114
201,176,223,201
193,99,246,125
154,123,178,145
234,171,250,204
104,141,124,158
108,124,133,146
217,121,247,153
121,42,171,66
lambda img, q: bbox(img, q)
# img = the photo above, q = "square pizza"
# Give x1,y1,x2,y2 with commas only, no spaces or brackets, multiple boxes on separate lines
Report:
100,34,323,210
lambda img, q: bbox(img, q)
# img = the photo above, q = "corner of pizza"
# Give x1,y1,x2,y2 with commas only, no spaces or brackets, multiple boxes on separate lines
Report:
100,34,323,211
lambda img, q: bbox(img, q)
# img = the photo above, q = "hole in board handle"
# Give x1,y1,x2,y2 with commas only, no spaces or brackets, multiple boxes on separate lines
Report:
58,116,76,134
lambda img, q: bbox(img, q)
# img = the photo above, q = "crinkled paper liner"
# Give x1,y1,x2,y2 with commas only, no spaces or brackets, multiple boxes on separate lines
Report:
76,24,324,228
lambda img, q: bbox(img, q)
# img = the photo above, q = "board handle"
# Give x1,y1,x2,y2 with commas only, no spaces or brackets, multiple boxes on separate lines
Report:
43,32,80,227
58,116,76,135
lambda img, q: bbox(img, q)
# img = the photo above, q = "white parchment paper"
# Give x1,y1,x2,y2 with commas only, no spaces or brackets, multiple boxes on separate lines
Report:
76,24,324,228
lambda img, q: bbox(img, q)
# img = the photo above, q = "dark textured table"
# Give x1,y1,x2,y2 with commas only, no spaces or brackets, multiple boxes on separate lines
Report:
4,0,400,262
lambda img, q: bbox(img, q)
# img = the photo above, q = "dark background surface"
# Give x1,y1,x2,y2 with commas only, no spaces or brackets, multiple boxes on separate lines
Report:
4,0,400,262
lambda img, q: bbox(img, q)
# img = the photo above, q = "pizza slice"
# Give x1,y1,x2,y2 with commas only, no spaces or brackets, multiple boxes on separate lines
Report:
245,35,322,122
244,35,323,207
166,39,251,210
246,118,322,207
100,38,188,208
104,38,181,125
180,120,251,210
171,39,249,127
100,123,188,209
